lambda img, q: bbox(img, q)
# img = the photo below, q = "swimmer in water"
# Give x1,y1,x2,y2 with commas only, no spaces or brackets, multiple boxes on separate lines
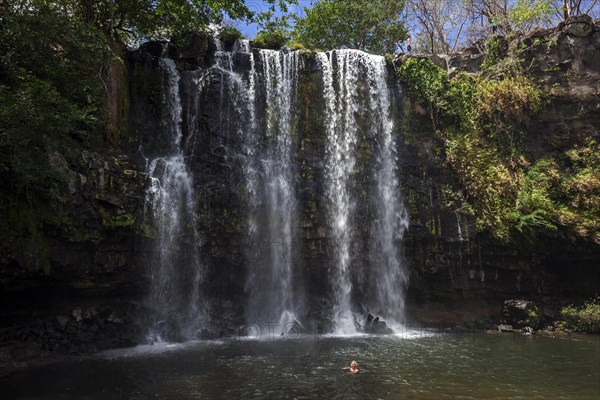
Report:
342,360,359,374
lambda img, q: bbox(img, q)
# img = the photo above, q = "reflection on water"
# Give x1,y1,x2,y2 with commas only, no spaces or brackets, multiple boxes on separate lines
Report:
2,332,599,399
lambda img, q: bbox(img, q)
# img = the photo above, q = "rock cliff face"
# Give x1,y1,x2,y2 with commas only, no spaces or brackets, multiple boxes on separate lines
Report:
0,18,599,360
0,150,150,361
397,16,600,325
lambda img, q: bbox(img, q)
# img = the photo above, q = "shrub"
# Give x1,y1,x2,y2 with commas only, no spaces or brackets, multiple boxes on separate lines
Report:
397,58,448,110
482,35,504,70
556,298,600,333
397,57,548,242
513,141,600,243
252,28,291,49
444,131,521,240
290,42,306,51
219,27,243,44
474,75,543,127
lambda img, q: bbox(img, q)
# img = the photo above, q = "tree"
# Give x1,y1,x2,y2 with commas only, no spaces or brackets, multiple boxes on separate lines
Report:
253,12,295,48
39,0,252,41
558,0,599,20
5,1,297,43
0,2,113,204
0,0,298,202
293,0,408,54
508,0,553,31
251,2,299,49
409,0,471,53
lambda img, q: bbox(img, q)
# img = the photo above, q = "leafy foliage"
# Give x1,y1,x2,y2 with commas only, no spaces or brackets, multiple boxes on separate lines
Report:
253,26,292,49
0,5,111,203
293,0,408,54
396,57,585,242
7,0,298,43
399,54,598,243
1,4,111,112
507,0,553,31
514,141,599,242
512,159,559,236
396,58,449,108
218,26,244,43
556,298,600,333
481,35,505,72
61,0,252,41
251,9,295,49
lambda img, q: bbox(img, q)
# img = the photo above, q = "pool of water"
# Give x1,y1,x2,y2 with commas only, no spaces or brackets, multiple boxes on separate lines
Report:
2,331,599,399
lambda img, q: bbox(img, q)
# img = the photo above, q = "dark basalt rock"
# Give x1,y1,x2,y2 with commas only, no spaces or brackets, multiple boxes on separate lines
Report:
502,299,541,329
399,16,600,327
564,14,594,37
363,313,394,334
139,41,170,58
0,342,41,362
0,306,141,368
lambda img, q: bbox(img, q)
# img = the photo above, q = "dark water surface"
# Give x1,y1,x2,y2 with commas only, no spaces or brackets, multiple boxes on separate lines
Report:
2,332,599,399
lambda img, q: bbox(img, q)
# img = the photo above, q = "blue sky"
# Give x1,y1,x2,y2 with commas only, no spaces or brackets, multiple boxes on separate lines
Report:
234,0,600,49
236,0,312,39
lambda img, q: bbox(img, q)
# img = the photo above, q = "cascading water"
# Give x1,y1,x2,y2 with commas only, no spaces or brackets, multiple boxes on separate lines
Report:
317,50,408,332
368,55,409,325
317,51,358,333
245,50,301,333
208,42,301,333
140,42,407,339
144,59,204,341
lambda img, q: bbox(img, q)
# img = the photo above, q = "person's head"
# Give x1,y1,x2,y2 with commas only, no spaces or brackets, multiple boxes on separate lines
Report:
351,360,358,369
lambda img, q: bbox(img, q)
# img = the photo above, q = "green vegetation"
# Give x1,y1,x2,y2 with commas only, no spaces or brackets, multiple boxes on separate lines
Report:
0,0,297,274
507,0,553,31
57,0,252,41
251,9,295,49
253,27,292,49
0,4,111,207
290,42,306,51
526,308,542,329
293,0,407,54
218,27,244,44
514,142,600,242
0,0,267,206
397,45,598,243
556,298,600,333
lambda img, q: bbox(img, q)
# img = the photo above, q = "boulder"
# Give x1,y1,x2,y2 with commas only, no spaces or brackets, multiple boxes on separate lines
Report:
363,313,394,334
174,32,210,59
56,315,70,328
72,309,83,322
2,342,41,362
139,41,169,58
522,326,534,335
502,299,541,329
565,15,593,37
446,53,484,77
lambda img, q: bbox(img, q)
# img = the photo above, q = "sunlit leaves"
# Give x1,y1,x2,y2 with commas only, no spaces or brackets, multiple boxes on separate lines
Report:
293,0,408,54
508,0,553,30
397,56,597,244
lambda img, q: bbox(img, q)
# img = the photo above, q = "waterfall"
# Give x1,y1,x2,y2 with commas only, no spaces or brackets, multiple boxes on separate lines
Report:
368,56,409,324
138,41,407,339
317,50,408,332
317,51,358,333
207,41,301,333
144,59,203,341
244,50,301,333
